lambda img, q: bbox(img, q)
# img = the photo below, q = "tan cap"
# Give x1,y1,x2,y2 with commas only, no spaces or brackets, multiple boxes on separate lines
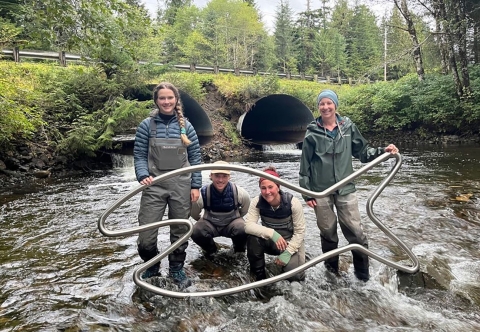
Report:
210,161,230,175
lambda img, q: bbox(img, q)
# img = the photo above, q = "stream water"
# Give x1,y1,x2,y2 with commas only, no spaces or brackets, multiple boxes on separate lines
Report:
1,143,479,331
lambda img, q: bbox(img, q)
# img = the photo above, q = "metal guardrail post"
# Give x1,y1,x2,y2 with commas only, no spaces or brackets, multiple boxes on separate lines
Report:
98,154,419,298
13,47,20,62
59,51,66,66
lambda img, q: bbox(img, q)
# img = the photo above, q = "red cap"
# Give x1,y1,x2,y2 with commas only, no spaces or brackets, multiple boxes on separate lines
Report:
259,169,280,187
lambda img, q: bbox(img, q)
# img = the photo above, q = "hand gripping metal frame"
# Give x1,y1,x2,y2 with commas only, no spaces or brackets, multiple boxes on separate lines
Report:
98,153,419,298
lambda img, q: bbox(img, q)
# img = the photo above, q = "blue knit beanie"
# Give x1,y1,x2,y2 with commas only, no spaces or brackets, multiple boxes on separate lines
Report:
316,89,339,109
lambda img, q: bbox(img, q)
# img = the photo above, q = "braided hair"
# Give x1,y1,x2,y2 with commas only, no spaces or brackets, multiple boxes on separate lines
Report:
153,82,191,146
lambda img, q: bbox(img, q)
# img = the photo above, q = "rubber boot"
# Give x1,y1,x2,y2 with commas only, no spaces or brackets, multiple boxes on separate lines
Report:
324,259,339,275
141,262,160,279
168,262,192,288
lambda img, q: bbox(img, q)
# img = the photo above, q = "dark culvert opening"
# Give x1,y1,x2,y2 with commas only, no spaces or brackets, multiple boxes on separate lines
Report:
239,94,314,145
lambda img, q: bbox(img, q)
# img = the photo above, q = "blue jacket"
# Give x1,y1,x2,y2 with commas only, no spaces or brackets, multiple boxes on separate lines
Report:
133,110,202,188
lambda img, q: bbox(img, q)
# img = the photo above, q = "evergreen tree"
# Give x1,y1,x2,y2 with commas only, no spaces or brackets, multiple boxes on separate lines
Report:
273,0,297,73
330,0,354,76
384,6,414,79
0,0,20,20
201,0,264,69
295,8,323,74
345,4,383,80
162,0,192,25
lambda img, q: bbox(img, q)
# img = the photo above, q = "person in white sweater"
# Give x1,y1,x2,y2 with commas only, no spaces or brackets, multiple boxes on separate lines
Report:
244,166,306,281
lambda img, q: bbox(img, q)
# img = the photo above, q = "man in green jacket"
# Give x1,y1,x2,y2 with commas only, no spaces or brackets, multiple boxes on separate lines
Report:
299,89,398,282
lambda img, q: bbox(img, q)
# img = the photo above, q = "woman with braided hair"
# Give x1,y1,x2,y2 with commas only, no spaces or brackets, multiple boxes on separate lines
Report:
133,82,202,288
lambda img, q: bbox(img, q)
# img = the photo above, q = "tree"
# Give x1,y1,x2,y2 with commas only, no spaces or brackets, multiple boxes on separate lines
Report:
162,4,202,64
393,0,425,81
422,0,472,96
384,5,417,79
330,0,355,76
314,28,347,78
0,0,20,20
201,0,264,69
345,4,383,80
273,0,297,73
295,7,323,74
161,0,192,25
243,0,256,7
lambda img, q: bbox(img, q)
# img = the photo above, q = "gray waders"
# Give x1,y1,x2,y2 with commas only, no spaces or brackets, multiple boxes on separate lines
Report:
137,121,192,271
192,183,247,254
247,214,305,282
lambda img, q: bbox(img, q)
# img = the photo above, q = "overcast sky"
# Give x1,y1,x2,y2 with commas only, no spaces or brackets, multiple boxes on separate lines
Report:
141,0,386,33
140,0,306,33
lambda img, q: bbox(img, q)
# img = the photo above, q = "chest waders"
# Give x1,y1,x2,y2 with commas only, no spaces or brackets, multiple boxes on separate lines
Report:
191,182,248,254
137,117,192,267
203,183,241,227
248,192,304,281
259,191,294,241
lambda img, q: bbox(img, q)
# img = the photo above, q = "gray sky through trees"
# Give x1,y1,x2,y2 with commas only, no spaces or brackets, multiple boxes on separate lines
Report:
141,0,388,33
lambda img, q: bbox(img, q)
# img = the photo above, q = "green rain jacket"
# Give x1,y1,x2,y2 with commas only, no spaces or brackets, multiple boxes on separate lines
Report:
299,115,385,200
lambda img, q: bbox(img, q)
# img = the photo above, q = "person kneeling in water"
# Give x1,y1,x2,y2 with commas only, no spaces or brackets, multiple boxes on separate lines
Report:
190,161,250,258
244,166,306,282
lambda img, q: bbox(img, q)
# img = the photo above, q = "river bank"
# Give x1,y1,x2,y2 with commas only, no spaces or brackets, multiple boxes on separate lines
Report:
0,93,479,187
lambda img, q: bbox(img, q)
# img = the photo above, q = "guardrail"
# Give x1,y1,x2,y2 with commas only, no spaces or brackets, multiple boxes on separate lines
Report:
98,154,419,298
1,48,357,84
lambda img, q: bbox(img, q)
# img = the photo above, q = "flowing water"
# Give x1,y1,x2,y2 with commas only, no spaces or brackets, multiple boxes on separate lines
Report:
1,144,479,331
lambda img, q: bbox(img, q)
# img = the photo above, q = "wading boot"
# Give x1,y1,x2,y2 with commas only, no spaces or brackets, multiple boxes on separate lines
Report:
354,268,369,282
141,263,160,279
169,263,192,289
324,260,339,275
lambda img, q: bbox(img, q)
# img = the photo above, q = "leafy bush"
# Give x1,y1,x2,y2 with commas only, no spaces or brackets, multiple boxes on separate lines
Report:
222,120,241,146
0,62,46,144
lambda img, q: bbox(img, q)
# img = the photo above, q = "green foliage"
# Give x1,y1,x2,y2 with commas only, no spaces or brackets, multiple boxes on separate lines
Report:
2,59,480,161
57,122,98,157
222,120,240,146
212,74,279,102
0,62,46,144
95,98,152,149
408,74,460,132
0,17,23,47
462,65,480,125
339,70,480,136
157,72,209,102
201,0,265,68
273,0,297,73
58,98,152,157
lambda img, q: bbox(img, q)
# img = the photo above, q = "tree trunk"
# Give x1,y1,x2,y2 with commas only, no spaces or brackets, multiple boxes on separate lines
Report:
436,0,464,97
453,0,471,94
396,0,425,81
475,23,479,64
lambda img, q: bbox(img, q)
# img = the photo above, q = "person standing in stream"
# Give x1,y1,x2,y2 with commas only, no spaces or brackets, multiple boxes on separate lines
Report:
133,82,202,288
299,89,398,282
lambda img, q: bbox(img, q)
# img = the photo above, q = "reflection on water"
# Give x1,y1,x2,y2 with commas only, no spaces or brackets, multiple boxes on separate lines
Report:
0,144,479,331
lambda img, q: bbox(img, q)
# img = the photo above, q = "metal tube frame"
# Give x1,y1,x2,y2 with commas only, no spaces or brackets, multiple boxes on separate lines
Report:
98,152,419,298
